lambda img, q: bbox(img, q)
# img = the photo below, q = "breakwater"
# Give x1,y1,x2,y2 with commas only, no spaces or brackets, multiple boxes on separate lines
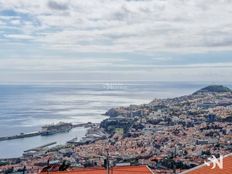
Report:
0,132,41,141
24,142,57,152
0,123,92,142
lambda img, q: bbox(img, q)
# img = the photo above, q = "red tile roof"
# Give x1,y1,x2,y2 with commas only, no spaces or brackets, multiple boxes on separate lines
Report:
181,154,232,174
41,165,154,174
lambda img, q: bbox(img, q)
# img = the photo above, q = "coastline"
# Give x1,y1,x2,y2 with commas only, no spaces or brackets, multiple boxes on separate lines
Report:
1,82,231,160
0,126,88,159
0,123,92,142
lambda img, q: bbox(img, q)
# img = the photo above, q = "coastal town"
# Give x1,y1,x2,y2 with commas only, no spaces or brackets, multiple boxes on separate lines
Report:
0,85,232,174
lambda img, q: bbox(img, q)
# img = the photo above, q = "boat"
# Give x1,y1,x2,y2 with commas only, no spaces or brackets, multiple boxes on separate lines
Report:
41,122,72,136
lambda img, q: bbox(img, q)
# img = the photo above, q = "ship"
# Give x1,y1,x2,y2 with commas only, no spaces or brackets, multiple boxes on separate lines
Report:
41,122,72,136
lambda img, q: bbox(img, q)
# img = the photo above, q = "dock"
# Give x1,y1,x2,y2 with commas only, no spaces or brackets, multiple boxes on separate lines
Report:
24,142,57,152
0,132,41,142
0,122,92,142
72,122,92,128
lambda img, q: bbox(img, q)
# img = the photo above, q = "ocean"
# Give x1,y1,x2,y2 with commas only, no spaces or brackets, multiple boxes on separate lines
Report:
0,81,231,158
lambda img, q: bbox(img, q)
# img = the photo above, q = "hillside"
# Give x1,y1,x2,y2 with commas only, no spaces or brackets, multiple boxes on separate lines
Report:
193,85,231,95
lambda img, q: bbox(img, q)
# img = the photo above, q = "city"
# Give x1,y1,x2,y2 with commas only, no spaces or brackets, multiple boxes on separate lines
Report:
1,85,231,173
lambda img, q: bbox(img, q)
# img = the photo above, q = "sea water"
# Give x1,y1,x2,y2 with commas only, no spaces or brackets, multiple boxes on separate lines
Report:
0,81,230,158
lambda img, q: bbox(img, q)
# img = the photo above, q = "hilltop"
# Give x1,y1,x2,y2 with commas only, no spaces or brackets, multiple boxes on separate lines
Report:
193,85,231,95
105,85,232,118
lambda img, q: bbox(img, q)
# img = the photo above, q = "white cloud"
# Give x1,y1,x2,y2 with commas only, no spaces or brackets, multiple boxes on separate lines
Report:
1,64,232,83
1,0,232,83
0,57,127,71
4,34,34,40
0,0,232,53
0,56,232,76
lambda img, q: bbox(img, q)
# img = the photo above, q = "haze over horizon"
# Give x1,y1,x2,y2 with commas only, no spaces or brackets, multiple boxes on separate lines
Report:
1,0,232,83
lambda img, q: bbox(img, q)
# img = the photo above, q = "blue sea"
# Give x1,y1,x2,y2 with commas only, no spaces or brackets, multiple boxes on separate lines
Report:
0,81,231,158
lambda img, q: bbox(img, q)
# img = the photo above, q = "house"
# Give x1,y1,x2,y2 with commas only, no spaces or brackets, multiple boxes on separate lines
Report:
40,165,154,174
180,153,232,174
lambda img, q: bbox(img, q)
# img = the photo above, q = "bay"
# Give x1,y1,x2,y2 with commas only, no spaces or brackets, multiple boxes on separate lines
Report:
0,81,230,158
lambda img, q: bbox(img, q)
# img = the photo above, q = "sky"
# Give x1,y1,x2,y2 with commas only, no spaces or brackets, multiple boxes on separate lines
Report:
0,0,232,83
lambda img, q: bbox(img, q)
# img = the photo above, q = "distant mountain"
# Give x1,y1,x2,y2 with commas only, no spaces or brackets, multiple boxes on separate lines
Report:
193,85,231,95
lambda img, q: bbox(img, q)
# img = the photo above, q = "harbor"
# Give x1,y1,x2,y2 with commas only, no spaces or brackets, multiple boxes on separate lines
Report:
67,126,107,145
0,122,106,159
0,122,92,142
0,123,106,159
0,81,160,160
0,126,88,159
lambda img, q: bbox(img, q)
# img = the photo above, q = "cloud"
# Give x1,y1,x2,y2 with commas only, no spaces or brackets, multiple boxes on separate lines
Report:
0,0,232,83
4,34,34,40
1,63,232,83
0,57,127,71
47,1,69,11
0,0,232,53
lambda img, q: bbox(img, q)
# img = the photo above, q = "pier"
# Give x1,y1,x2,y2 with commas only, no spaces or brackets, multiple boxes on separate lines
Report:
24,142,57,152
0,132,41,142
72,122,92,128
0,122,92,142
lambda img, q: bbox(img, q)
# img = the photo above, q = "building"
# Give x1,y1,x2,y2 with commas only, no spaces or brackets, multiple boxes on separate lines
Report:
40,165,154,174
181,153,232,174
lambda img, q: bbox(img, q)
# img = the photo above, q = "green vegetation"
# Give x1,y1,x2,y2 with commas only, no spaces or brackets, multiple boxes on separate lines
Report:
194,85,231,94
100,118,132,135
